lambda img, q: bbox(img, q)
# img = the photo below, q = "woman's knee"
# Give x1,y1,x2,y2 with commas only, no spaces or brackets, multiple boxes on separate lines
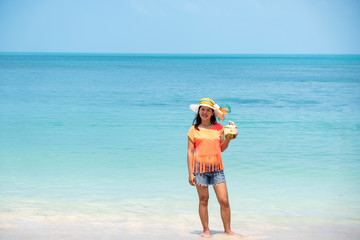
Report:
199,195,209,205
218,198,230,208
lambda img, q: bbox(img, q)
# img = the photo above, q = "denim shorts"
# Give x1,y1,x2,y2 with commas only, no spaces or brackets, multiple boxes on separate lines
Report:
195,170,226,186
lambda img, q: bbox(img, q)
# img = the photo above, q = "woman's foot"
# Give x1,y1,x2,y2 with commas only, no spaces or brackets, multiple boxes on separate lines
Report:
225,230,243,238
200,230,212,238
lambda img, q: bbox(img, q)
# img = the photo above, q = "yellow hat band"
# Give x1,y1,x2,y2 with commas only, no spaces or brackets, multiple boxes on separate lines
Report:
199,98,215,108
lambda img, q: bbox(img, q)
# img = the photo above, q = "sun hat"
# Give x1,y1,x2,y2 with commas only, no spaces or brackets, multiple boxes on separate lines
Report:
190,98,231,121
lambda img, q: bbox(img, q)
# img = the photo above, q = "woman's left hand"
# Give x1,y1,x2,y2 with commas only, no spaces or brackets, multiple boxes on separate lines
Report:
226,134,237,140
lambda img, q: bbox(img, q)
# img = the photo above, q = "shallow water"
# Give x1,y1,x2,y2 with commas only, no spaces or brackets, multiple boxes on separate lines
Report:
1,53,360,239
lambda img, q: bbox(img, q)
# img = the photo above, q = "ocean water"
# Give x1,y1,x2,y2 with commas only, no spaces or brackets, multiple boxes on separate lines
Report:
0,53,360,240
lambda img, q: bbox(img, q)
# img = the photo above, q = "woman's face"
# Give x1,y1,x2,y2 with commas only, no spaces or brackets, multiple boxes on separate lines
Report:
199,106,213,121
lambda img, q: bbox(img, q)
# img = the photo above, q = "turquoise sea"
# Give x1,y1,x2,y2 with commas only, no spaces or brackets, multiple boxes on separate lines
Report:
1,53,360,240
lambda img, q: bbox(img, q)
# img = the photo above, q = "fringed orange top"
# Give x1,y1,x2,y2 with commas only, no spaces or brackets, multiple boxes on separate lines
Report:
187,123,224,174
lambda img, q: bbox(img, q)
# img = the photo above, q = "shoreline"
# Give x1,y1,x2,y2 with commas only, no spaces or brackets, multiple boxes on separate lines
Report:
1,207,360,240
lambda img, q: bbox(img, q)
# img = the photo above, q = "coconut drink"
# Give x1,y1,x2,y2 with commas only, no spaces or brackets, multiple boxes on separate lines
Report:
223,120,238,138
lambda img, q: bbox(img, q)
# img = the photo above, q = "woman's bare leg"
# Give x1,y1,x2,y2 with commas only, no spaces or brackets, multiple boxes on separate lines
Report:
213,182,234,234
196,184,211,236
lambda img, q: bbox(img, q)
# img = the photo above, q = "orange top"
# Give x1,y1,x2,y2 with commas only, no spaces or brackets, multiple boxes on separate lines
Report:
187,123,224,173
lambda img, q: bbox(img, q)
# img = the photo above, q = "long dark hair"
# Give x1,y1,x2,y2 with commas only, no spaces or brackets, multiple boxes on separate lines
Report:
192,106,217,130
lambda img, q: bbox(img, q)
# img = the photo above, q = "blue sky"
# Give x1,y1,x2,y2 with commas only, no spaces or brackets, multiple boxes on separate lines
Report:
0,0,359,54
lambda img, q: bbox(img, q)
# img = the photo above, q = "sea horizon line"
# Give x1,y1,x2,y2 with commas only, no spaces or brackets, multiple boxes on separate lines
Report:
1,52,359,59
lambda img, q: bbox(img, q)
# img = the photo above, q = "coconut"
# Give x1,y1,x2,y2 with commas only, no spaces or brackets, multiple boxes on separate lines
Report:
223,120,238,138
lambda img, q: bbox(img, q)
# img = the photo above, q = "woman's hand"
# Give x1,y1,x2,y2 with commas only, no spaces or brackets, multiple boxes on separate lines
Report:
189,174,196,186
226,133,238,140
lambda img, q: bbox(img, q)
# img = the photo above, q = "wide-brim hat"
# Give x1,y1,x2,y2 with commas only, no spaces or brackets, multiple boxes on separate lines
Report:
190,98,231,121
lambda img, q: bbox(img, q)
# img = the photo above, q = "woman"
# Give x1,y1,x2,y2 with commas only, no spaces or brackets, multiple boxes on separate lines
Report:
187,98,237,237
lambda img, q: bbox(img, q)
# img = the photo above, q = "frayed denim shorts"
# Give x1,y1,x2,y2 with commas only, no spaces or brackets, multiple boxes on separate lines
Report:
195,170,226,186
